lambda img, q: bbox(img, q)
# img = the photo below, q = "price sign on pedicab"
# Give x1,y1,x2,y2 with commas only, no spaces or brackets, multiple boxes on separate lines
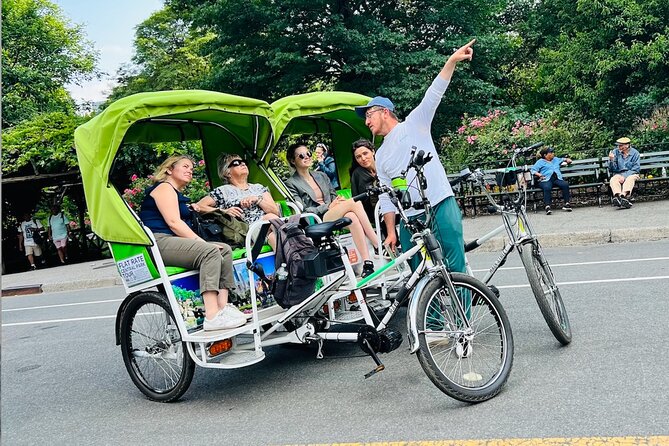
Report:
116,254,153,286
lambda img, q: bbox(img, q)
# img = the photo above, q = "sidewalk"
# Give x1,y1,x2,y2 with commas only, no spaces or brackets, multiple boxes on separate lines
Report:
2,200,668,295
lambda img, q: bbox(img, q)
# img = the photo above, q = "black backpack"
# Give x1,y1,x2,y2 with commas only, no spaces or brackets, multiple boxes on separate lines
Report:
269,216,318,308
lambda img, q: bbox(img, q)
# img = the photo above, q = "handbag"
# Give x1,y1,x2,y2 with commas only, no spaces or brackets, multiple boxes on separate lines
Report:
31,220,44,245
190,212,224,243
204,209,249,247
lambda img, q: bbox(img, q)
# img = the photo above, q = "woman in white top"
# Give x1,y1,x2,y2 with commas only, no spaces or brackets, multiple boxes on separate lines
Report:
197,154,280,250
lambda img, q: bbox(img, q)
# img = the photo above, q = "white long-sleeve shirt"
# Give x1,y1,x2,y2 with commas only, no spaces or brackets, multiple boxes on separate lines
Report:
376,75,454,217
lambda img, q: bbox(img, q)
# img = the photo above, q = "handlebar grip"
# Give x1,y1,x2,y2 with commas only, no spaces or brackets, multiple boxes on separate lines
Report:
351,191,369,202
464,239,480,253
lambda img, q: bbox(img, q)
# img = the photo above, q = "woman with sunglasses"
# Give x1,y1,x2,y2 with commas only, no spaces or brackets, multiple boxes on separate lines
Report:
138,155,247,331
197,154,280,249
284,143,379,278
314,142,339,189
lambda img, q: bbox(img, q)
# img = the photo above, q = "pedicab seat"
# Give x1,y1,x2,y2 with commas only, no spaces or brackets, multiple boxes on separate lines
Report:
304,217,352,241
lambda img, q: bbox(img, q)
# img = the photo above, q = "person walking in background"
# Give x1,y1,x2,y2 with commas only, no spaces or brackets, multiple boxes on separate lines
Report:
48,205,71,264
530,147,573,215
18,212,44,270
314,143,339,189
355,39,476,274
608,137,640,209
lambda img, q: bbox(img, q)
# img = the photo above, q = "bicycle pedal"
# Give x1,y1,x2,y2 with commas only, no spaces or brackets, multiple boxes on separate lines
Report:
364,364,385,379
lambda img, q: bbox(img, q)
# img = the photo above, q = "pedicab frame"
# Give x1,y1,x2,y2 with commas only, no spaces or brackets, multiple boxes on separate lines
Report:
73,89,394,400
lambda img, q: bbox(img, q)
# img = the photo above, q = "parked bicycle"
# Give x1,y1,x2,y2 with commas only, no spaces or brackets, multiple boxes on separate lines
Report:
457,142,572,345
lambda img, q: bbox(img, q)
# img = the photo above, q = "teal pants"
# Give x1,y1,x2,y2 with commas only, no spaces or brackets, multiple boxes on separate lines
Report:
399,196,465,273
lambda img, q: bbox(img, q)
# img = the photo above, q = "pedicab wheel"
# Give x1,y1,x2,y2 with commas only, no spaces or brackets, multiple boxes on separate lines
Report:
519,242,572,345
120,291,195,402
416,273,514,403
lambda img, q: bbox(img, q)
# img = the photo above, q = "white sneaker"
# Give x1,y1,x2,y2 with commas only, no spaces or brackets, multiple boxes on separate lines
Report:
203,311,246,331
222,303,249,320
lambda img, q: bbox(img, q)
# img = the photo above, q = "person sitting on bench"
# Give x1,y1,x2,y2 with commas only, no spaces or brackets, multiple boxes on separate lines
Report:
608,137,640,209
530,147,573,215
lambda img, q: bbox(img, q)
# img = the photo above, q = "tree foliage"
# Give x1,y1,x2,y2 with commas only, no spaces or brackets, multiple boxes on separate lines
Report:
1,0,98,127
1,112,89,175
514,0,669,132
166,0,517,134
106,7,214,102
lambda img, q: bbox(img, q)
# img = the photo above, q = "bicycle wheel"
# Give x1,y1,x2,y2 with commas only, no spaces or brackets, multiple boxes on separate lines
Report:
415,273,514,403
119,291,195,402
519,241,572,345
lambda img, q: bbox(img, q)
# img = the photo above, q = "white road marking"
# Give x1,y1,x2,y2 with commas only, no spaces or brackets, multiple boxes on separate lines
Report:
2,299,123,312
497,275,669,289
470,256,669,273
2,314,116,327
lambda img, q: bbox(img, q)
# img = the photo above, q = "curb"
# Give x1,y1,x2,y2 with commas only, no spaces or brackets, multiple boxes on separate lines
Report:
41,277,124,294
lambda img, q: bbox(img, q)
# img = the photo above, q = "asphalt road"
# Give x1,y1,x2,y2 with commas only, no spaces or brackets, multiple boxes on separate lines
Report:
2,240,669,445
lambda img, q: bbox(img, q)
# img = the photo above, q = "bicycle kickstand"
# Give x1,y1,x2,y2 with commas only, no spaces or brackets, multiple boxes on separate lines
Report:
362,338,385,379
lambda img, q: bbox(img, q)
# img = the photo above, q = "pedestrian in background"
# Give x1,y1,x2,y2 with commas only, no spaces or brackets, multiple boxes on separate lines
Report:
608,137,640,209
18,212,44,270
531,147,573,215
314,143,339,189
48,205,71,264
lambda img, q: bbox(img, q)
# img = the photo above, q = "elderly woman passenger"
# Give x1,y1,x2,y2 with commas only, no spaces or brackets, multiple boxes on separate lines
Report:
197,154,280,249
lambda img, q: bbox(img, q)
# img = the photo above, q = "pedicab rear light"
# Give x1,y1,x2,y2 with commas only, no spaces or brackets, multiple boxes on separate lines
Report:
208,338,232,356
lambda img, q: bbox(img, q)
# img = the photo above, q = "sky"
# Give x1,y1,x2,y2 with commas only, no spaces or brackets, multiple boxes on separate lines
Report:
52,0,164,104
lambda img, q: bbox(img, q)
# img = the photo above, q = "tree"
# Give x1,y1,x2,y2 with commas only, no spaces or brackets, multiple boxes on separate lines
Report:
1,0,98,127
106,7,214,102
166,0,516,134
513,0,669,133
1,112,89,175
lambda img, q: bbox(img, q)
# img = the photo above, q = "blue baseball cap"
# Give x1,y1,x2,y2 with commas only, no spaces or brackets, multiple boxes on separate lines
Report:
355,96,395,118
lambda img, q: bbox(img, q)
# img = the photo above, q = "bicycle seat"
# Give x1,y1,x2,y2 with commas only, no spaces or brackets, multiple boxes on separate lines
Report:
304,217,352,240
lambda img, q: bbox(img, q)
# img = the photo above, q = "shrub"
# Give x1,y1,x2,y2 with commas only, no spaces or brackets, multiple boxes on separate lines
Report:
631,106,669,151
440,108,612,172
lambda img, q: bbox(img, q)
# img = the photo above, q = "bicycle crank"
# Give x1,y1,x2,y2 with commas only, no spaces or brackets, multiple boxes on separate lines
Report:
357,326,403,378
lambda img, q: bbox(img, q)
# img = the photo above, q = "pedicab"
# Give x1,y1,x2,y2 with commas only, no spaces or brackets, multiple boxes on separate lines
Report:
74,89,513,403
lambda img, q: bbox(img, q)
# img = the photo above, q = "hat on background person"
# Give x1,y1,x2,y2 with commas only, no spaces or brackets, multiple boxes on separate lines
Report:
616,137,631,145
539,147,555,157
355,96,395,118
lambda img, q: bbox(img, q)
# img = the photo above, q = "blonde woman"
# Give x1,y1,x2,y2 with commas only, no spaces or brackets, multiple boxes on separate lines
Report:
197,154,280,250
138,155,246,331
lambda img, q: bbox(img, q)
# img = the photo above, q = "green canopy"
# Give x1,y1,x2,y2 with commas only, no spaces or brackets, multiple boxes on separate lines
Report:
269,91,374,189
74,90,274,245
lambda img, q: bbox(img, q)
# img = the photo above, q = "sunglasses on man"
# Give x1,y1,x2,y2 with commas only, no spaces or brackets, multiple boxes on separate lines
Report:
297,151,313,160
227,159,247,168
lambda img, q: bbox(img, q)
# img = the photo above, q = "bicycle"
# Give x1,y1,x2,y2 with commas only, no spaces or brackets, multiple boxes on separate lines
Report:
458,142,572,345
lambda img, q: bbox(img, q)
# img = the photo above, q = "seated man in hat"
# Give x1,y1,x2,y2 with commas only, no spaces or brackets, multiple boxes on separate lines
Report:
608,137,640,209
530,147,573,215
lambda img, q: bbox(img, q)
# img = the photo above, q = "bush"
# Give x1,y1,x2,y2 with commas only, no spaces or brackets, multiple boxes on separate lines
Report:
631,106,669,152
440,108,613,172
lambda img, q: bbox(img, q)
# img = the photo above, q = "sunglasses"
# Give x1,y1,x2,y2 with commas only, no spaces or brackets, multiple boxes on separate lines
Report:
227,159,247,168
297,151,313,160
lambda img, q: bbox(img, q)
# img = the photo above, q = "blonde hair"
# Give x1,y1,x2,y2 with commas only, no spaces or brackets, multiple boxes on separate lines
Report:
217,153,243,183
152,155,195,183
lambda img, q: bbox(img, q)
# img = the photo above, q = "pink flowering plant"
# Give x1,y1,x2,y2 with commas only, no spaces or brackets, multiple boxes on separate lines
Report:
631,106,669,148
441,108,612,172
122,160,211,211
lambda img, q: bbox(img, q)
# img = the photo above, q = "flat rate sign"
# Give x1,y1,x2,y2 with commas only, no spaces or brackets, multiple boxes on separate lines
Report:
117,254,154,286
